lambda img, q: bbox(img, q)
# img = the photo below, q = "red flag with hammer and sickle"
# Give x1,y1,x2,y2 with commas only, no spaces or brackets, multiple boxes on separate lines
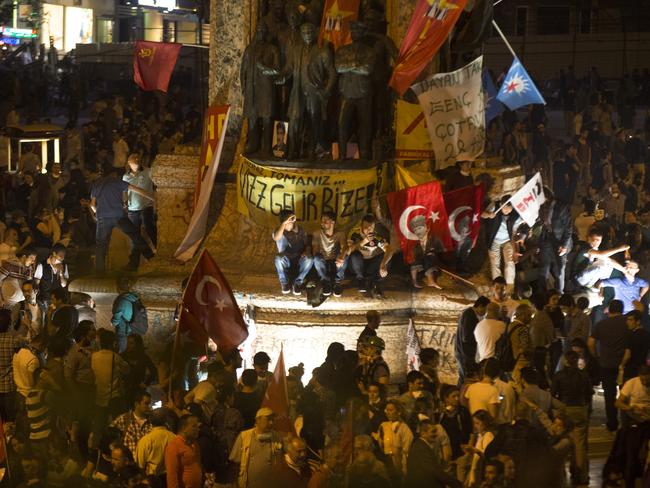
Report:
133,40,181,93
179,250,248,351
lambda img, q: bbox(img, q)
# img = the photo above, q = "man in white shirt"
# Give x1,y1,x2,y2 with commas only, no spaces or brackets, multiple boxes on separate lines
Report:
474,303,506,362
616,365,650,425
464,358,501,418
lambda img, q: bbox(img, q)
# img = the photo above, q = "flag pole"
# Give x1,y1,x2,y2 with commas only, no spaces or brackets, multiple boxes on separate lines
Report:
491,20,517,59
168,307,183,403
168,249,207,401
440,268,479,290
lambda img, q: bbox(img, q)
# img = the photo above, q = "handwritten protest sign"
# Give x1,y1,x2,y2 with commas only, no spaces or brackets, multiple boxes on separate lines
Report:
411,56,485,169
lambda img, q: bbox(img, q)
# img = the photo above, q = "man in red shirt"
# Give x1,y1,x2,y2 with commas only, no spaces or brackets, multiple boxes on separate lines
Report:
165,414,202,488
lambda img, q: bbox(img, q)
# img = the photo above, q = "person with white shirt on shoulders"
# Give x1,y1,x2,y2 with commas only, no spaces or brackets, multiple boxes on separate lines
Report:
464,358,501,419
491,276,520,320
474,303,506,362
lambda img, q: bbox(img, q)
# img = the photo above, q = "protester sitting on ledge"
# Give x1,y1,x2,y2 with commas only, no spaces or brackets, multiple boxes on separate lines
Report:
312,211,348,298
272,209,313,296
408,215,444,289
348,213,394,298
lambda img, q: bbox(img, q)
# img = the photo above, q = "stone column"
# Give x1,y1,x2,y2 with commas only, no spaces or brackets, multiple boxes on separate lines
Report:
150,152,200,259
208,0,258,170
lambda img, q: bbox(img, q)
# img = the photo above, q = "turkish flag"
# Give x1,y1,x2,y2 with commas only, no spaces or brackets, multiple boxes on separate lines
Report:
443,183,484,250
179,250,248,351
261,347,293,433
387,180,452,264
318,0,360,50
133,41,181,93
389,0,467,95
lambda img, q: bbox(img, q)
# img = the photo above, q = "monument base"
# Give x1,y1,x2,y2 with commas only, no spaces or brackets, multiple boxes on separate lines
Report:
69,153,524,385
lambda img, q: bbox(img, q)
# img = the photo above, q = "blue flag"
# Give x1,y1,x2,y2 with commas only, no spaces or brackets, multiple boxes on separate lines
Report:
496,57,546,110
482,70,504,123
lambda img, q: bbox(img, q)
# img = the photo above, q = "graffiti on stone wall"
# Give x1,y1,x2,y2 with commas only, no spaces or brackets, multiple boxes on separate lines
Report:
416,325,457,380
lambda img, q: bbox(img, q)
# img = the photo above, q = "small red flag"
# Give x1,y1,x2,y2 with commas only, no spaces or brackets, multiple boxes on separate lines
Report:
389,0,467,95
318,0,360,50
443,183,484,250
261,347,293,433
387,180,452,264
179,250,248,351
133,40,181,93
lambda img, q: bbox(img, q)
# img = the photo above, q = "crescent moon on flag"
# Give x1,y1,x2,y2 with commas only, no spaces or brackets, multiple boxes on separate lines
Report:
399,205,426,241
448,205,472,242
195,275,224,307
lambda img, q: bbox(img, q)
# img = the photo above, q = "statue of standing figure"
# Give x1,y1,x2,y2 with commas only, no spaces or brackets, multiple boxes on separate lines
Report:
241,22,280,156
284,23,337,159
335,21,377,160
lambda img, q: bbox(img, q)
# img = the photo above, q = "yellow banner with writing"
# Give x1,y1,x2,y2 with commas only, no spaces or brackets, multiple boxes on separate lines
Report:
395,99,435,160
237,157,385,230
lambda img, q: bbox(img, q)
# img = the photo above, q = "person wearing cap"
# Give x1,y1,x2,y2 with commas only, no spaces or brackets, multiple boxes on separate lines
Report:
230,407,283,488
253,351,274,394
357,335,389,393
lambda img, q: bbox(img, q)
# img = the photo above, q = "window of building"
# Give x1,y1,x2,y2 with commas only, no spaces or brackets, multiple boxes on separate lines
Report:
97,19,114,43
537,6,570,35
515,7,528,36
163,19,176,42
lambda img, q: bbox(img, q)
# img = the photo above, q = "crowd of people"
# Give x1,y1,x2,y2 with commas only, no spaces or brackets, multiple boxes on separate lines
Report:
1,30,650,487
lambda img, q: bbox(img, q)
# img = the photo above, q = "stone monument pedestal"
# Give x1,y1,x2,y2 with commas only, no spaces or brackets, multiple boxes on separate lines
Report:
71,147,525,385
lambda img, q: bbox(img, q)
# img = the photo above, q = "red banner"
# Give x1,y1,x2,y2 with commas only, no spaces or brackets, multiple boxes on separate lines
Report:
389,0,467,95
318,0,360,50
178,249,248,351
133,40,181,93
387,180,452,264
444,183,484,250
197,105,229,197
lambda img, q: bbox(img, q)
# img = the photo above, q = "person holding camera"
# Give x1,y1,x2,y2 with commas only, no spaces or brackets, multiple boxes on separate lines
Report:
272,209,313,295
348,214,393,297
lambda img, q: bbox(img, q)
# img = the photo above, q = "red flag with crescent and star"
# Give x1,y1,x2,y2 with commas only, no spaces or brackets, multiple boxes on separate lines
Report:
178,249,248,351
387,180,452,264
443,183,484,250
318,0,360,50
389,0,467,96
133,40,181,93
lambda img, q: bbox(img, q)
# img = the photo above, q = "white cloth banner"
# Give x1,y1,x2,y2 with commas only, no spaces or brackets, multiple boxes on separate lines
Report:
411,56,485,168
174,107,231,262
406,318,421,372
507,172,546,226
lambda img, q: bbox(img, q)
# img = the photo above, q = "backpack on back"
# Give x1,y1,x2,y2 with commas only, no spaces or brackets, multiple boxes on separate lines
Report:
494,322,524,372
113,293,149,335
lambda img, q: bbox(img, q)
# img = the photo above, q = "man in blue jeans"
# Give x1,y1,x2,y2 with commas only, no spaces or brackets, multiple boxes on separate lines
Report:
312,211,348,297
272,209,313,295
90,167,155,274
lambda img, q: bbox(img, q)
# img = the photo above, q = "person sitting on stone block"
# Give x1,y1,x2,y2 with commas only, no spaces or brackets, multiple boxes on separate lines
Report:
312,211,348,298
272,209,313,296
